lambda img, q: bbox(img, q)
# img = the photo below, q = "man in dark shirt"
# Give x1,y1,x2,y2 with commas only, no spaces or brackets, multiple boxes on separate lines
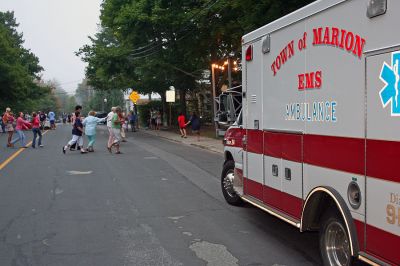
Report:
62,111,87,154
39,111,46,130
70,105,83,150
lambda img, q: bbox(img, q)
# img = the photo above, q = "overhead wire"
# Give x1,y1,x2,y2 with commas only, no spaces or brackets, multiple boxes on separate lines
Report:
127,0,222,59
126,0,218,54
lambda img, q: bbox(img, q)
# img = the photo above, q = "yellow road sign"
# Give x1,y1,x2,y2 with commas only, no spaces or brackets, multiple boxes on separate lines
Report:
129,91,140,104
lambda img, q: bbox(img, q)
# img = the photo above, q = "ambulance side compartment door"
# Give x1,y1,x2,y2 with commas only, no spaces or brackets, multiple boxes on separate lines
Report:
243,40,264,201
366,50,400,265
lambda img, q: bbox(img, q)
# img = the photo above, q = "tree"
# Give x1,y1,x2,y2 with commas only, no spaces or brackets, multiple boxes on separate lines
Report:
0,11,54,113
78,0,314,121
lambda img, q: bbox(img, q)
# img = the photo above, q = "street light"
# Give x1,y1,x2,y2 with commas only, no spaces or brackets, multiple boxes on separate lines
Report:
103,98,107,112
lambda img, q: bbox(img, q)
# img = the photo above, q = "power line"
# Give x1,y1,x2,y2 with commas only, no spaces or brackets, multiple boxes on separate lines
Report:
127,0,222,59
126,0,218,54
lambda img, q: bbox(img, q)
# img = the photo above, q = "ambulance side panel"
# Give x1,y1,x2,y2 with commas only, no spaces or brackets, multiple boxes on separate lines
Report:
262,20,306,220
242,0,400,264
366,51,400,264
243,40,264,201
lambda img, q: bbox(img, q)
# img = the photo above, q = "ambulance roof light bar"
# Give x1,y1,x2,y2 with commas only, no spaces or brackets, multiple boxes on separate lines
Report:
367,0,386,18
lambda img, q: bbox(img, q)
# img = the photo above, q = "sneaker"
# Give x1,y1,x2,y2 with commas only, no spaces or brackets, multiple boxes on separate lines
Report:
80,150,88,154
62,147,66,154
39,145,44,147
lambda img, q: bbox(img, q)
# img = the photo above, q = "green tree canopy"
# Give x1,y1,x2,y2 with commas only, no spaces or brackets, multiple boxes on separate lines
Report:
78,0,314,115
0,11,58,113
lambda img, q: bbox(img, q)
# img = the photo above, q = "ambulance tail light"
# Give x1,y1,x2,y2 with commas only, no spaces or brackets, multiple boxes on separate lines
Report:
367,0,386,18
245,45,253,61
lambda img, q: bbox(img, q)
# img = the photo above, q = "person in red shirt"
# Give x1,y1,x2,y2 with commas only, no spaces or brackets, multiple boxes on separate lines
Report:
31,112,43,148
10,112,31,148
177,112,187,138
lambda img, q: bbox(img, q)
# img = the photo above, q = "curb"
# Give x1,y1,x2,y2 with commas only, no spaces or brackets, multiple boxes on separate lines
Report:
142,130,223,154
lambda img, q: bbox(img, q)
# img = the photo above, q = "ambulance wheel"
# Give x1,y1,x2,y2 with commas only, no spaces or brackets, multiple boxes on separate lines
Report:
319,209,353,266
221,160,242,206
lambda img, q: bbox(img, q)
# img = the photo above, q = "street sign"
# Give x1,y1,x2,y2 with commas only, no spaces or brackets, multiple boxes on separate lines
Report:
129,91,140,104
166,89,175,103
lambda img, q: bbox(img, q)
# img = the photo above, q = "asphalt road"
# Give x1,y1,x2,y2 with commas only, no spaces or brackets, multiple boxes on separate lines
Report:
0,125,321,266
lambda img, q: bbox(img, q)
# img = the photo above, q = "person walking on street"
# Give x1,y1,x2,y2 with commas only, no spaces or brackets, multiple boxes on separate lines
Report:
62,111,87,154
156,111,162,130
108,107,123,154
48,111,56,130
186,112,201,141
107,107,116,150
31,112,43,148
3,108,15,147
70,105,82,151
120,112,127,142
177,112,187,138
0,113,5,133
10,112,31,148
82,111,106,152
128,111,137,132
39,111,46,130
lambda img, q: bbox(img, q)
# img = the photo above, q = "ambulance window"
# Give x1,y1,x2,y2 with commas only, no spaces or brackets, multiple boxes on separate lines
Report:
237,110,242,126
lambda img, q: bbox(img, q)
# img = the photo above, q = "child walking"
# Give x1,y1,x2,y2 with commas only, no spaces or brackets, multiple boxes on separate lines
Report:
82,111,106,152
177,112,187,138
62,111,87,154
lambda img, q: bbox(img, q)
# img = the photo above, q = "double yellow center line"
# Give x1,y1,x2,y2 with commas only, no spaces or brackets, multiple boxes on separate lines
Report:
0,130,49,171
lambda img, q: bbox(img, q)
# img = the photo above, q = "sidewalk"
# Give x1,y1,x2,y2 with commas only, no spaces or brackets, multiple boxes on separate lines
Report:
142,129,223,154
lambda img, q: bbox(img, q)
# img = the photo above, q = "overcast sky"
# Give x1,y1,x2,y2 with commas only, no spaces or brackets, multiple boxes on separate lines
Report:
0,0,102,94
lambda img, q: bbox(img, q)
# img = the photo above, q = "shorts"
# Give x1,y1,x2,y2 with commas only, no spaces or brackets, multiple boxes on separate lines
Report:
180,126,186,129
5,124,14,132
50,120,55,125
112,128,121,143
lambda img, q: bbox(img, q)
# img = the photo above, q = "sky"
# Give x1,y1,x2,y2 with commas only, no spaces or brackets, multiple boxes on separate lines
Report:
0,0,102,94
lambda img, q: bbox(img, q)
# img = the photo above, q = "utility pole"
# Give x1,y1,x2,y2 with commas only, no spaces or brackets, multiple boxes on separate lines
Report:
211,64,218,137
227,58,232,89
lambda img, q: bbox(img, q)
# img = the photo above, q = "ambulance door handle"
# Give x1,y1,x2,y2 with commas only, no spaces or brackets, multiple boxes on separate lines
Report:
272,164,278,177
285,168,291,181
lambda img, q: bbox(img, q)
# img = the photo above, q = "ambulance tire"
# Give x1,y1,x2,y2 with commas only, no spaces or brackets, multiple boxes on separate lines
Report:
221,160,242,206
319,209,354,266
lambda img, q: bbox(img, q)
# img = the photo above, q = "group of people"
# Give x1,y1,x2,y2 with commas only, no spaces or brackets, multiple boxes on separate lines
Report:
62,105,130,155
149,109,162,130
178,112,201,141
2,107,44,148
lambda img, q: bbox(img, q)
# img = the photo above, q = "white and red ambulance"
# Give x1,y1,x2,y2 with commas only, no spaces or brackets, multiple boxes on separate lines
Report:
221,0,399,265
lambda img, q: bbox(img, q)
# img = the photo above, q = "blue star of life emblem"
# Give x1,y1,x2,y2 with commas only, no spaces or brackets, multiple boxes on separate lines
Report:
380,52,400,116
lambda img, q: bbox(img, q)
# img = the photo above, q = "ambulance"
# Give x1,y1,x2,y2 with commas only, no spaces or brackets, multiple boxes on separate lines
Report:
221,0,399,265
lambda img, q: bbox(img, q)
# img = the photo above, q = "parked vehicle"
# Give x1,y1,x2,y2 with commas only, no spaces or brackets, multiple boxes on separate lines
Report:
221,1,399,265
95,112,107,124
